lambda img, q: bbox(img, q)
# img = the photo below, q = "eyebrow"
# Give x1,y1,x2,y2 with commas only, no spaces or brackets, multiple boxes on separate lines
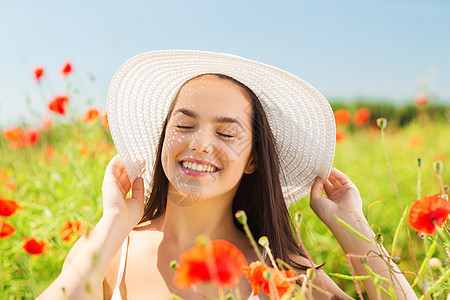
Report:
174,108,245,129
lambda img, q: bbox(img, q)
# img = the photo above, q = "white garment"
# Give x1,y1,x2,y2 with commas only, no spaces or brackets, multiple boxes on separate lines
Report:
111,236,266,299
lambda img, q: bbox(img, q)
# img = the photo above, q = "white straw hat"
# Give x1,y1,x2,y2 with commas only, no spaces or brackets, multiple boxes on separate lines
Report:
107,50,335,206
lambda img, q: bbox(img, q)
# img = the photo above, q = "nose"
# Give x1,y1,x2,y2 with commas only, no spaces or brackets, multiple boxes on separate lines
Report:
189,129,213,154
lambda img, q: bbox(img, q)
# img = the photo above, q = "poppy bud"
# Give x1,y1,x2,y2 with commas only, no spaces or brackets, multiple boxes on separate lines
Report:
294,211,303,225
416,157,423,168
258,236,269,247
429,258,442,270
376,118,387,130
170,260,178,270
392,256,401,264
375,234,383,244
433,161,443,175
263,269,272,280
235,210,247,225
195,235,209,247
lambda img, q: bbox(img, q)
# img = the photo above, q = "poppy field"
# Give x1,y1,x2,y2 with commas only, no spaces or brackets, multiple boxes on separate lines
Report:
1,62,449,299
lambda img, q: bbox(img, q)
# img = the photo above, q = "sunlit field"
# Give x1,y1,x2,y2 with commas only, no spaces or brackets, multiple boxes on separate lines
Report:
0,63,449,299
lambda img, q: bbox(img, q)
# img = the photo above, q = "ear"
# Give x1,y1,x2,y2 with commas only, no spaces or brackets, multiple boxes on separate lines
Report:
244,151,258,174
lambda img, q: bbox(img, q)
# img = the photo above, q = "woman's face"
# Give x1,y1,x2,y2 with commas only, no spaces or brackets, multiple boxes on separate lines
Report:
161,75,257,207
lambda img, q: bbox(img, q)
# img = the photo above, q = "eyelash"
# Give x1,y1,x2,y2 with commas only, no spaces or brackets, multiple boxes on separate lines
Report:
175,125,235,139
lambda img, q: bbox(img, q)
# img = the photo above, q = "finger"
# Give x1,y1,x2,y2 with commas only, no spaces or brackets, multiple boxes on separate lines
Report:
310,177,324,200
118,170,131,194
328,175,342,189
323,179,335,196
131,177,145,203
329,167,352,185
106,155,123,176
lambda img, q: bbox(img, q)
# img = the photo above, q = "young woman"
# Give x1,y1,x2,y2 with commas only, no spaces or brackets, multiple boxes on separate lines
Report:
38,51,417,299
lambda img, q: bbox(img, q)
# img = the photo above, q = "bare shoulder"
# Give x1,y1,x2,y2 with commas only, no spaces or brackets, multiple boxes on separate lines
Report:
289,253,353,300
104,219,163,299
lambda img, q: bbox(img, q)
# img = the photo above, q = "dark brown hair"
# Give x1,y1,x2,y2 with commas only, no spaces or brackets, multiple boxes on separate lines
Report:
139,74,308,270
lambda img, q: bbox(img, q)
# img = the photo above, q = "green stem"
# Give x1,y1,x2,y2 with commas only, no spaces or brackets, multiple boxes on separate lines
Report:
242,223,263,261
380,129,419,275
295,223,331,300
418,269,450,299
417,166,421,200
438,173,445,195
218,286,224,300
380,130,402,208
412,238,437,288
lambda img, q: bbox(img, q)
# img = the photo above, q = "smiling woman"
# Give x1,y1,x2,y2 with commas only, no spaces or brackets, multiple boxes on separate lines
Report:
37,50,417,300
160,74,257,206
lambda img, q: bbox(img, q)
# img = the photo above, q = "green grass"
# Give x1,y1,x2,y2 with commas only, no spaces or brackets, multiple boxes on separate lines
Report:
290,120,449,298
1,117,449,299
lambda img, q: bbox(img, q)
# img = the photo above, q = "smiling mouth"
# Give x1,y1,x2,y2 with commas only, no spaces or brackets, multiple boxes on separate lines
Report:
179,161,219,173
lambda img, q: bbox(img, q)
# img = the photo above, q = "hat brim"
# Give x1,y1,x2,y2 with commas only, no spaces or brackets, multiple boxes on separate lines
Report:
107,50,335,206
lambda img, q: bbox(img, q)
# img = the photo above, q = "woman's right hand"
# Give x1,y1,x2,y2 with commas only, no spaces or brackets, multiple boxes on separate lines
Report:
101,155,145,229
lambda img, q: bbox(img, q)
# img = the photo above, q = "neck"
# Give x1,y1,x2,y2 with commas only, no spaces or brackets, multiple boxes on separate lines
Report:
161,193,241,251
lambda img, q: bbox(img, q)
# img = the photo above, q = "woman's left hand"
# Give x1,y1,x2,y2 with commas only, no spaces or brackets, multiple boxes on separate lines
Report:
310,167,365,230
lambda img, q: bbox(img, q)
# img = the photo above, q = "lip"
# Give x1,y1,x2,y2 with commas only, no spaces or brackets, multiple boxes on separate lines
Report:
178,161,220,177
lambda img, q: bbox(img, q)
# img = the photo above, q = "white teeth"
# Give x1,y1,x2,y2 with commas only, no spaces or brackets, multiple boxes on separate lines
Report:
182,161,217,172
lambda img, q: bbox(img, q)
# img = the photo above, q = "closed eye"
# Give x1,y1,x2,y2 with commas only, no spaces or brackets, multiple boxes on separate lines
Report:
176,125,234,138
217,132,234,138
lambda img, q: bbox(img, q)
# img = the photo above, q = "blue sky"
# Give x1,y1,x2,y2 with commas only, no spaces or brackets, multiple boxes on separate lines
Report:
1,0,449,126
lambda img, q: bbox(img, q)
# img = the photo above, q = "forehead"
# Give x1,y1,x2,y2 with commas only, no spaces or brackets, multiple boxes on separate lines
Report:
172,75,253,121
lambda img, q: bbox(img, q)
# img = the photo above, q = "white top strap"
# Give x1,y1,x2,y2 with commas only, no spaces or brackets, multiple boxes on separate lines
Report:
111,236,129,300
110,236,263,300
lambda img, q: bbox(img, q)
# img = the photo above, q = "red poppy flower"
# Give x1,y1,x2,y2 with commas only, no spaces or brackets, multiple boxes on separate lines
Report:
243,261,267,295
414,91,428,106
262,268,296,297
173,239,247,288
2,126,22,142
21,128,40,147
0,170,10,183
0,219,15,238
22,236,50,255
60,61,73,77
336,130,346,144
334,109,351,126
408,195,450,235
353,108,371,126
0,198,22,217
82,107,100,123
2,182,16,191
48,94,69,115
60,220,84,243
101,112,109,130
33,65,44,83
244,261,296,297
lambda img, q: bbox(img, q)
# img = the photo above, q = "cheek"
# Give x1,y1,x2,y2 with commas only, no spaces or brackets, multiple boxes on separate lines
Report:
216,137,253,171
225,136,253,161
161,130,183,168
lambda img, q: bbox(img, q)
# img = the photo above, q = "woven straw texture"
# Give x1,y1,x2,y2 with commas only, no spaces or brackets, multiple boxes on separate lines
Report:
107,50,335,206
